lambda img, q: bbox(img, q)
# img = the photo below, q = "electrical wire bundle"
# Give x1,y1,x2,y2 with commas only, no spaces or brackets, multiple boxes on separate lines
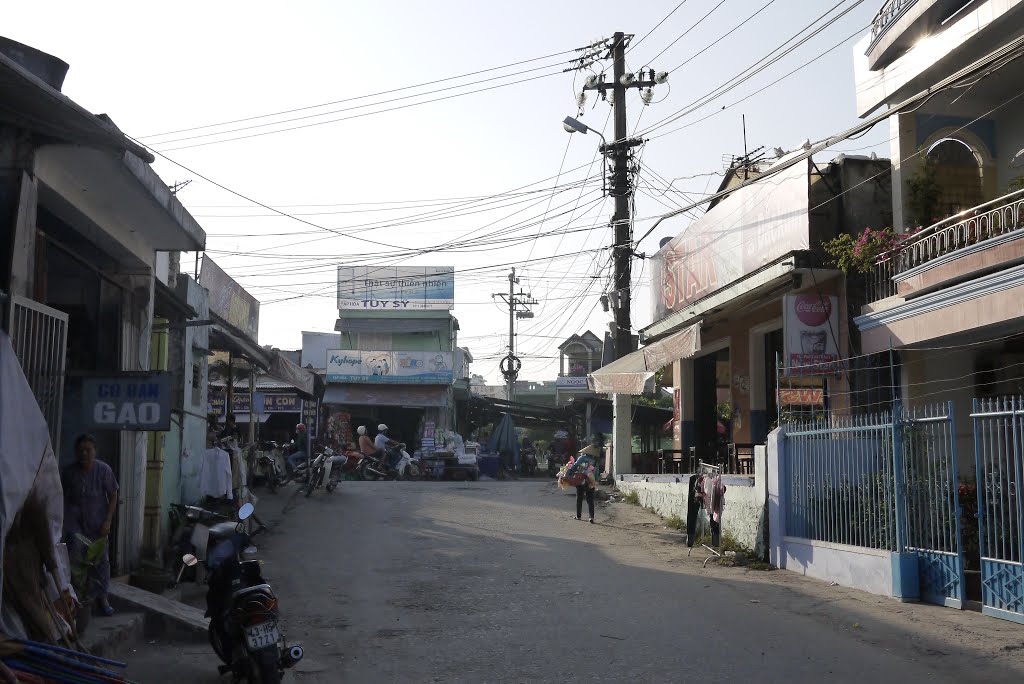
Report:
0,636,131,684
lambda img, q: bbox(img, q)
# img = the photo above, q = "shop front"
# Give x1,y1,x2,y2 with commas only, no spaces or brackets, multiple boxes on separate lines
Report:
631,153,892,473
324,350,454,452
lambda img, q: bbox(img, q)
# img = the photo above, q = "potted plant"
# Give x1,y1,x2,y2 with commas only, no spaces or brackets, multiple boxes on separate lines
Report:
70,533,108,634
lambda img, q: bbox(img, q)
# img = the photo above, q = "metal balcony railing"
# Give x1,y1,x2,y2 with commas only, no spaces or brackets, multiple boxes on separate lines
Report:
868,189,1024,302
870,0,918,42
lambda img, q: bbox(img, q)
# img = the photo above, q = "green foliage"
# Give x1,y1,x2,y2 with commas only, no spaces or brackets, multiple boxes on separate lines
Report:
71,534,108,601
635,394,673,409
906,156,942,227
665,514,684,530
623,489,640,505
822,227,901,274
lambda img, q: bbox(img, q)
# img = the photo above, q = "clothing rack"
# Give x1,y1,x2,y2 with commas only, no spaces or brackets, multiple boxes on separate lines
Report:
688,461,724,566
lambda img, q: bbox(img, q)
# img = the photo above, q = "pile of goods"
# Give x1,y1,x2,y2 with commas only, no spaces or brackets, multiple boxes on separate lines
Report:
557,456,597,490
0,636,130,683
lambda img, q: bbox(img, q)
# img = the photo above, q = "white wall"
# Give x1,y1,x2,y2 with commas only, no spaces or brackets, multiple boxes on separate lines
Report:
614,446,767,551
301,331,339,369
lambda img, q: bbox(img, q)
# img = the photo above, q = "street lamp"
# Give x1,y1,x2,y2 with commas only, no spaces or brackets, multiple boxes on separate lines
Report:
562,116,607,146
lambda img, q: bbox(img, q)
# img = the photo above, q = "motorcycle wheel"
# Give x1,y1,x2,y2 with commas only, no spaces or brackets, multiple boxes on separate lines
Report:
248,658,281,684
326,481,337,493
208,624,230,665
304,468,321,497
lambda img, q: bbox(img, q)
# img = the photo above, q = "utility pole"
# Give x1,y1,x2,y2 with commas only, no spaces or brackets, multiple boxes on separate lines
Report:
493,267,537,402
575,32,667,360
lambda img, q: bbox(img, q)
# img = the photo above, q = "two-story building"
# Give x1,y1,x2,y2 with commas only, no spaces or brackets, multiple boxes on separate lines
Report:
854,0,1024,413
321,266,466,450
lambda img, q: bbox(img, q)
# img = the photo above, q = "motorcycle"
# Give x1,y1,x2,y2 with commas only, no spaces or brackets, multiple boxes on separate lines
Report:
168,503,233,585
182,503,303,683
521,448,538,477
357,444,420,481
252,442,289,493
303,447,347,497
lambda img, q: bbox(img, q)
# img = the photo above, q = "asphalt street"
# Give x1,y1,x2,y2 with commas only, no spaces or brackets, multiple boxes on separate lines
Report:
126,480,1024,683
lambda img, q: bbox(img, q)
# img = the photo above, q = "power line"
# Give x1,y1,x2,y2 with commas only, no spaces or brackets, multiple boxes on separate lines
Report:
627,1,692,54
140,47,581,139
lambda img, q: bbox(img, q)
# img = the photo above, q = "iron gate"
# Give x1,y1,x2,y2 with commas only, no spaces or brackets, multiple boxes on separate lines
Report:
972,398,1024,624
6,295,69,449
900,403,964,608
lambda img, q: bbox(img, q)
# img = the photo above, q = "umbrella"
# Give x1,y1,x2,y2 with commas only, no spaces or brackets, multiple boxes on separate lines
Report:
486,414,520,468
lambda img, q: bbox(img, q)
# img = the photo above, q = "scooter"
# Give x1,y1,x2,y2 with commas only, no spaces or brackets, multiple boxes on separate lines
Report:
304,447,345,497
357,444,420,480
183,503,303,683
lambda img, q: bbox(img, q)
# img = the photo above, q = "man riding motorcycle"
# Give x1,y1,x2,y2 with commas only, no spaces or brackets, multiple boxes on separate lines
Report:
286,423,308,473
375,424,403,468
357,426,376,458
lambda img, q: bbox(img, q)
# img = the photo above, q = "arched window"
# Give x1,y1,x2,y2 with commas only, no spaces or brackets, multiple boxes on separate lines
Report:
925,137,984,218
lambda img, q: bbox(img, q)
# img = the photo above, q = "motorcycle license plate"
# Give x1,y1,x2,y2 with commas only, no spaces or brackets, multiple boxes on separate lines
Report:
244,621,281,650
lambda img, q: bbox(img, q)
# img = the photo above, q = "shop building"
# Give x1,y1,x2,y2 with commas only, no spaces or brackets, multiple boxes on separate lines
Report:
320,267,466,451
593,153,892,473
0,38,206,573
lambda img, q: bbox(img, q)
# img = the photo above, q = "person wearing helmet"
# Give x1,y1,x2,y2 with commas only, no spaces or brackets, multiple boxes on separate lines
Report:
287,423,308,472
357,425,376,458
375,424,402,467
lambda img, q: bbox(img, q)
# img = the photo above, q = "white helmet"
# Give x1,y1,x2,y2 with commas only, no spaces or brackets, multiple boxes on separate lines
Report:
378,423,388,432
357,426,367,436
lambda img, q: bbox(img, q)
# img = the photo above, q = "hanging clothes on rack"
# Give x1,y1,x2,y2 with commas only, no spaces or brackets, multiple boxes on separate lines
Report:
199,444,232,500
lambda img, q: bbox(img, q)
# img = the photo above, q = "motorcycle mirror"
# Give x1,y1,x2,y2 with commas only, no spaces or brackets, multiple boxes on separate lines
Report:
182,553,198,567
238,502,255,520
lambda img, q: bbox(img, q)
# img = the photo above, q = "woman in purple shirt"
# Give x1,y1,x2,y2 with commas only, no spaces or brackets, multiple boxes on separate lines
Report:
63,434,119,616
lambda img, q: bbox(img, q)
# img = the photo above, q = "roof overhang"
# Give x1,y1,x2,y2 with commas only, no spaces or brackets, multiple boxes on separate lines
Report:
35,145,205,256
0,49,154,162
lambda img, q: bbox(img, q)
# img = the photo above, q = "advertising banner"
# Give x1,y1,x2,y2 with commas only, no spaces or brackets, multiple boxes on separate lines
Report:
778,388,825,405
326,350,453,384
83,374,171,431
650,160,810,322
208,391,300,416
556,375,590,390
201,256,260,342
336,266,454,311
784,294,840,376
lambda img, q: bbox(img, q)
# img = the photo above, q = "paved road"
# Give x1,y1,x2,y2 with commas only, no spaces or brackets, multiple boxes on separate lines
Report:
127,480,1023,683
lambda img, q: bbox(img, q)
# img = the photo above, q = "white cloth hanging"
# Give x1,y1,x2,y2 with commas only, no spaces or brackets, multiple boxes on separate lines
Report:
199,446,232,500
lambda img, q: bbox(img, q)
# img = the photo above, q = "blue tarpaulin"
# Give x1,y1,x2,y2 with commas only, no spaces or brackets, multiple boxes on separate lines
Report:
486,413,520,468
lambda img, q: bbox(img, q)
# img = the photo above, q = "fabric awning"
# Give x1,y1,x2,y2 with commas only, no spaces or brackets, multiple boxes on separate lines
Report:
266,352,315,398
323,384,448,408
588,322,701,395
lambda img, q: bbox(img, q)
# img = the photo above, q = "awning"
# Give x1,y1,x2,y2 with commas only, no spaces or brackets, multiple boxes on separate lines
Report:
588,322,701,395
267,352,315,398
335,318,448,334
323,384,448,408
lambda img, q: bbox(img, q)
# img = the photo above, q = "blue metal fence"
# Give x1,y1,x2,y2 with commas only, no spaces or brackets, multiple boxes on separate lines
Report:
784,402,964,607
972,398,1024,624
785,413,898,551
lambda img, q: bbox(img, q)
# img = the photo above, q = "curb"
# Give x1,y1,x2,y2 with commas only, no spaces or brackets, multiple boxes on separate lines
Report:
108,581,209,640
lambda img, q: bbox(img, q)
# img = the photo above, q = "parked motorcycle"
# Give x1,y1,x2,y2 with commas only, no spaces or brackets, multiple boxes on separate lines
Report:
357,444,420,480
251,442,289,493
168,503,233,585
183,503,303,683
521,448,538,477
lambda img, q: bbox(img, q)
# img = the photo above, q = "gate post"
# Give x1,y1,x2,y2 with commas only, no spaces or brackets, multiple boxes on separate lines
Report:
890,400,920,600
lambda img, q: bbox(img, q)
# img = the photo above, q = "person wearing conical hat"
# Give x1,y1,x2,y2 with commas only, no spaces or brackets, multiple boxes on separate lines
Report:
567,444,600,523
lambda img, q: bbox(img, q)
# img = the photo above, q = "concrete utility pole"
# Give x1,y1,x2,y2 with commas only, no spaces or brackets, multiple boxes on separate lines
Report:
493,268,537,402
571,32,667,477
576,32,665,360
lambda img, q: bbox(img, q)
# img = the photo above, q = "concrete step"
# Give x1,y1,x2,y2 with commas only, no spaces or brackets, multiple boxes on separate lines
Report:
108,580,209,640
79,609,145,661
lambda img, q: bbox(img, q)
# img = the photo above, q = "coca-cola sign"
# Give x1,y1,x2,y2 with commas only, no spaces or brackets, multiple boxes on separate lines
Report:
784,294,840,376
793,295,832,327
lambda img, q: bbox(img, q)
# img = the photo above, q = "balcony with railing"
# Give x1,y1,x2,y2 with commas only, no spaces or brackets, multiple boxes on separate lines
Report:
866,0,974,70
867,189,1024,303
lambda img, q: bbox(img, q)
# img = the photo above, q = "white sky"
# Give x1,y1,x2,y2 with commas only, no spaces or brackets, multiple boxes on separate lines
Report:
6,1,890,383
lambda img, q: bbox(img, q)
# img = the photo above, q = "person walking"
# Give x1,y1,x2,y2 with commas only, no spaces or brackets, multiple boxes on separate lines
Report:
62,434,119,616
559,444,599,524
